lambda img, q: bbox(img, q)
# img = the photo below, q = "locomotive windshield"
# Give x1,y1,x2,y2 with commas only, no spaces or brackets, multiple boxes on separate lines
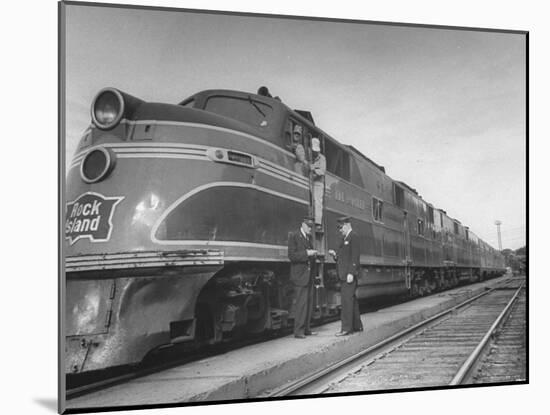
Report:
203,95,273,128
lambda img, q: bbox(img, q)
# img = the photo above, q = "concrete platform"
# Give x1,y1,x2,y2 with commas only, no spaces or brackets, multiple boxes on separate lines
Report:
67,276,508,410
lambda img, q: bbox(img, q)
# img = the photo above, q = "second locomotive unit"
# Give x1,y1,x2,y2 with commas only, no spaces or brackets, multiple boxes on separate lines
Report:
65,86,505,375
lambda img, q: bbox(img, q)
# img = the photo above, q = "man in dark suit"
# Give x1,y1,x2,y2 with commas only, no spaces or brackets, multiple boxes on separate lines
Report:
329,216,363,336
288,217,318,339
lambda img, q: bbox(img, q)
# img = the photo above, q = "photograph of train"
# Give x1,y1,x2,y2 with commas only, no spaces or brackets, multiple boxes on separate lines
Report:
59,1,526,413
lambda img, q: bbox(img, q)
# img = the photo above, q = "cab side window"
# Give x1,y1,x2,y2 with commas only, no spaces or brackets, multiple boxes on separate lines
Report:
372,197,383,222
303,130,313,161
417,219,425,236
284,119,293,150
393,183,405,209
325,138,351,181
288,119,305,147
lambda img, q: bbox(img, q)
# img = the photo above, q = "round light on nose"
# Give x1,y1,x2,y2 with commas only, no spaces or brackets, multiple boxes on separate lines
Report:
91,88,124,130
80,147,116,183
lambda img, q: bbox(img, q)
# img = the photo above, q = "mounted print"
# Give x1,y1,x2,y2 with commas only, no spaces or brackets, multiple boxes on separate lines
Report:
59,1,528,413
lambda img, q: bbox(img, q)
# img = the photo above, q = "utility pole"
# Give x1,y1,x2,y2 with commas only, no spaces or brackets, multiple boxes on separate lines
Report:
494,220,502,251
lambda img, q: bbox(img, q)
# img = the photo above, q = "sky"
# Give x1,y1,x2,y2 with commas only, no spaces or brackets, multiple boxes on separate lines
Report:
64,3,526,250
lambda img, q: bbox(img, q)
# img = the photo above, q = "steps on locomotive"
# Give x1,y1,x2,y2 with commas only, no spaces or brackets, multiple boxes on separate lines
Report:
312,223,326,256
313,226,326,287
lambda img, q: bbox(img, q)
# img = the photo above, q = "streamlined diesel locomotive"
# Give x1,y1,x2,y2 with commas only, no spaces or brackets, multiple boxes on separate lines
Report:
65,86,505,375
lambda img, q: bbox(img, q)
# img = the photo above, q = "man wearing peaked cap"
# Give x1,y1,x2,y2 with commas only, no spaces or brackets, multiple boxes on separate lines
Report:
336,216,351,225
329,216,363,336
287,216,318,338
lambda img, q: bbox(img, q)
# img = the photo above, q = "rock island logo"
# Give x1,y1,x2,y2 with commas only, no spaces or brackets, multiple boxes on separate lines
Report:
65,192,124,245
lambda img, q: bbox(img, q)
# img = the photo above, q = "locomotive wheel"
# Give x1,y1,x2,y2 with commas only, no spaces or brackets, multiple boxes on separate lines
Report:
243,294,268,333
194,303,216,343
410,283,419,297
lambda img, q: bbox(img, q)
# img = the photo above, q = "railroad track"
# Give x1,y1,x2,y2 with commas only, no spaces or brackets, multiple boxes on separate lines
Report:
266,276,526,396
468,284,526,384
65,290,411,400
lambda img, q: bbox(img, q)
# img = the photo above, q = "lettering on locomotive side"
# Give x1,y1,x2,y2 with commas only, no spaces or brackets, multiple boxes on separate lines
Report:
349,197,366,210
65,192,124,245
332,187,366,210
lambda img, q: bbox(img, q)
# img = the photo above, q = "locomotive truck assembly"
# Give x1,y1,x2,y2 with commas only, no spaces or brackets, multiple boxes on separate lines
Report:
65,86,505,376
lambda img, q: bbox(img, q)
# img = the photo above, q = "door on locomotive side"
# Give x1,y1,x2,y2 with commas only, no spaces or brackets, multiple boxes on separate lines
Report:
286,117,321,224
394,183,411,289
288,116,330,315
301,124,328,281
393,185,410,255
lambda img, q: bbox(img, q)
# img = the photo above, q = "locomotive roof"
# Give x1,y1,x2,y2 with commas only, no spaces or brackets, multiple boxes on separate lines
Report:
184,88,349,154
347,145,385,173
180,89,284,108
396,180,418,195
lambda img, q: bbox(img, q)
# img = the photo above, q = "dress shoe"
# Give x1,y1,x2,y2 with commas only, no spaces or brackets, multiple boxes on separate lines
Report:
335,331,351,337
294,334,306,339
305,331,318,336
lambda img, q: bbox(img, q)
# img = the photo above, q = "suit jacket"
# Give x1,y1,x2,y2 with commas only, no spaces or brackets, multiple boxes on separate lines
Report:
336,230,361,281
288,230,314,287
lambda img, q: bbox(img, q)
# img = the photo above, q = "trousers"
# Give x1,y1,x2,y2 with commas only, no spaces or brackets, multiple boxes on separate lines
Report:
313,180,324,225
340,279,362,332
293,282,314,336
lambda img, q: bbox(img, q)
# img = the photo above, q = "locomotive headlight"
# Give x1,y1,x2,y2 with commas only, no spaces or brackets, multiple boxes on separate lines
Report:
81,147,116,183
91,88,124,130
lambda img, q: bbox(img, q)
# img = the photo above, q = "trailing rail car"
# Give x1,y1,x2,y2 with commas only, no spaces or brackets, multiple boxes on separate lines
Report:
65,86,505,375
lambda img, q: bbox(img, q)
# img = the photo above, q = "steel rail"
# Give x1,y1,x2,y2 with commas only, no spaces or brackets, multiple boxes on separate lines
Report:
66,371,138,400
266,277,516,397
449,281,525,385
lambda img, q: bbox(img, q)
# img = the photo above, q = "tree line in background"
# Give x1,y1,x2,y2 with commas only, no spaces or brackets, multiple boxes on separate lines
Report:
501,246,527,275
